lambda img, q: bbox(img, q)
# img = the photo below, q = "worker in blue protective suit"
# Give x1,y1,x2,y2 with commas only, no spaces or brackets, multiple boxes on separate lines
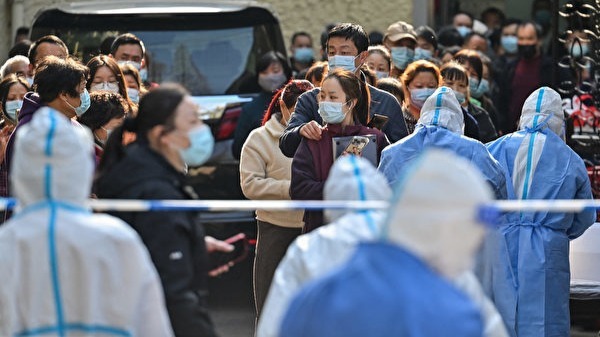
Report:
378,86,507,200
0,108,173,336
280,149,495,337
259,155,508,337
486,87,596,337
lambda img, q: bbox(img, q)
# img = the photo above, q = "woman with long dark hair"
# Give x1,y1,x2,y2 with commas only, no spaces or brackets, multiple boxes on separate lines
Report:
94,84,230,337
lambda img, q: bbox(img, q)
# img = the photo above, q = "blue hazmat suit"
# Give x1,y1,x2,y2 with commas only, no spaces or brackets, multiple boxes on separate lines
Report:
378,86,507,200
280,149,493,337
486,87,596,337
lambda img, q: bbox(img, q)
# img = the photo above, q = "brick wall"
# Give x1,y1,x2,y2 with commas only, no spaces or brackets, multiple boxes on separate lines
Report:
0,0,413,63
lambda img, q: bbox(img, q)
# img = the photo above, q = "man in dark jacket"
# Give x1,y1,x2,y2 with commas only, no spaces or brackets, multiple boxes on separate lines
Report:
497,21,553,134
5,56,87,172
279,23,408,158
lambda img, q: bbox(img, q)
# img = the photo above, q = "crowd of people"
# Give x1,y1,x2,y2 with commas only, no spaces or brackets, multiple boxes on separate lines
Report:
0,3,596,337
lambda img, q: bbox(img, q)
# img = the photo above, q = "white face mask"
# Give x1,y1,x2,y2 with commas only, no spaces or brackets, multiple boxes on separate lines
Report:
91,82,119,93
117,60,142,70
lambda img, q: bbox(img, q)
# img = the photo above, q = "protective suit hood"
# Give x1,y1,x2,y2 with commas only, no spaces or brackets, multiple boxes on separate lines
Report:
324,155,391,222
518,86,565,137
384,148,493,278
11,107,94,209
418,86,465,134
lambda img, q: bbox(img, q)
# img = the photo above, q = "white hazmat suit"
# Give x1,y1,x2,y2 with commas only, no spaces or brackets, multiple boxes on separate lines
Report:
258,153,508,337
0,107,173,336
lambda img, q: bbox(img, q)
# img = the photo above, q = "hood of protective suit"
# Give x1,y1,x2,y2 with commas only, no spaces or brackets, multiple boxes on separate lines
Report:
11,107,95,208
418,86,465,134
324,155,392,222
384,148,493,279
518,86,565,138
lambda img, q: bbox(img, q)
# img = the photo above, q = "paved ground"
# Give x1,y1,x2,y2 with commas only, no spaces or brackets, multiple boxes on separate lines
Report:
206,253,599,337
208,257,255,337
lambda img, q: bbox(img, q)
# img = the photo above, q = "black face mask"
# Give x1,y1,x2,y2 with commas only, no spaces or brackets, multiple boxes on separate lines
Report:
518,44,537,59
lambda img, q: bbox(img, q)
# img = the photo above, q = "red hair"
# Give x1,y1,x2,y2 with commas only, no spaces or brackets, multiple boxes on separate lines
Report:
261,79,314,125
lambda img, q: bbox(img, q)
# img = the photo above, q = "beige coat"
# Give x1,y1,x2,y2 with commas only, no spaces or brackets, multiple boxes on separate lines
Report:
240,114,304,228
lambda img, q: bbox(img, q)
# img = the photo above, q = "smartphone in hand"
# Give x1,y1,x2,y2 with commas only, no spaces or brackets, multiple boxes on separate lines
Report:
343,136,370,156
208,233,249,272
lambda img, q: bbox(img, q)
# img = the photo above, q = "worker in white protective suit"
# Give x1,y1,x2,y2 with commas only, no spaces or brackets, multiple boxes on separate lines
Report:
257,153,508,337
0,107,173,336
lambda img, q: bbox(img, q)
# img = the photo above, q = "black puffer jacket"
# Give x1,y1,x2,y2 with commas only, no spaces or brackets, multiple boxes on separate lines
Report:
94,142,218,337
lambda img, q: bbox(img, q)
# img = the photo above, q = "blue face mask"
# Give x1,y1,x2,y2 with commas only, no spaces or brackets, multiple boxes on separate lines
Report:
318,101,350,124
501,36,518,54
328,55,358,72
410,87,436,109
127,88,140,104
179,124,215,167
469,77,489,99
294,47,314,63
375,71,389,80
414,47,433,61
453,91,466,104
391,47,414,70
65,89,91,117
456,26,472,38
4,99,22,122
569,43,589,58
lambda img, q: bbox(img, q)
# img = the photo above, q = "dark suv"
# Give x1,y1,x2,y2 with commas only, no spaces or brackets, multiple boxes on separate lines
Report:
31,0,288,234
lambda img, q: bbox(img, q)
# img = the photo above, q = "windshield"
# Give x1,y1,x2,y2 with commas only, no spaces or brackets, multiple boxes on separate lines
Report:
31,8,286,95
133,28,253,95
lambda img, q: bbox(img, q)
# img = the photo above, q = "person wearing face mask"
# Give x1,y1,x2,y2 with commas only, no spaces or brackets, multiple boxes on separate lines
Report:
109,33,151,86
0,74,30,222
497,21,553,134
441,61,498,143
365,45,391,81
94,84,235,337
232,51,292,159
486,87,595,337
378,86,506,200
86,55,135,115
453,50,499,140
289,32,315,78
491,19,521,109
290,69,389,233
382,21,417,77
120,62,148,105
282,149,498,337
77,91,127,163
414,26,440,64
400,60,485,138
4,56,89,189
239,80,313,322
280,23,407,158
453,11,475,39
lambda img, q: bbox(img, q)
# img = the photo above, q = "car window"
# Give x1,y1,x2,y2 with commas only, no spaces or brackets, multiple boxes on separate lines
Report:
134,28,253,95
31,7,286,95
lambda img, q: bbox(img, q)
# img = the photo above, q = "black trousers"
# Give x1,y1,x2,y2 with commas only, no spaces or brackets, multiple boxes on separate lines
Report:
253,220,302,318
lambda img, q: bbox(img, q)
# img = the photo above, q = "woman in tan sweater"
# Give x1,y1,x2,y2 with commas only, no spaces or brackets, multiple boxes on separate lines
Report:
240,79,314,319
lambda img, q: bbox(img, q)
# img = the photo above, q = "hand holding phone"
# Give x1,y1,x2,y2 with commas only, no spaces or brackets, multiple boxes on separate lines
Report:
343,136,370,156
208,233,249,276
